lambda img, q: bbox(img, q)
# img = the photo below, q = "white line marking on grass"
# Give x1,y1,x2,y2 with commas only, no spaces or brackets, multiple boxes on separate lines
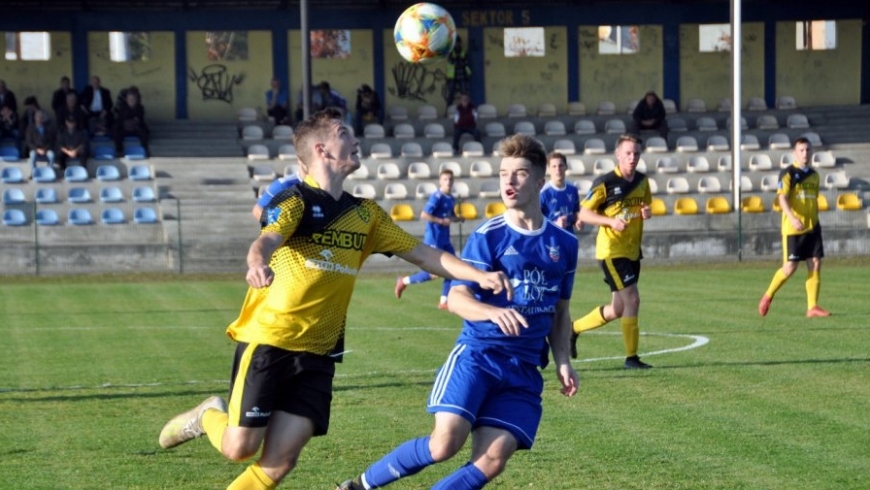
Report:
573,332,710,363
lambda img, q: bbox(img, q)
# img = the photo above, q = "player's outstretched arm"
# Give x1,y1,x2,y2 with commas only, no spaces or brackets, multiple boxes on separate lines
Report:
245,231,284,288
549,299,579,397
447,285,528,336
396,243,513,298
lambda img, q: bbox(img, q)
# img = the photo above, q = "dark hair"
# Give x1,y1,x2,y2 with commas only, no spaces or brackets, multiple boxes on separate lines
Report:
439,169,454,177
547,151,567,166
794,136,811,147
498,134,547,175
293,107,346,166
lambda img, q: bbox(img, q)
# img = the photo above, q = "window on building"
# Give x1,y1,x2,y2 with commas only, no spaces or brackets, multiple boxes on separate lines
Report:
110,32,152,62
504,27,545,57
699,24,731,52
796,21,836,50
598,26,639,54
5,32,51,60
205,31,249,61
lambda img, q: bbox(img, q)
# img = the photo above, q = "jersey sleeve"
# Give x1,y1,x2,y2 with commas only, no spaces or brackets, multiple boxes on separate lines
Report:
422,192,439,215
560,234,579,300
539,189,552,216
262,193,303,240
777,168,792,196
581,179,607,211
364,201,419,255
569,185,581,214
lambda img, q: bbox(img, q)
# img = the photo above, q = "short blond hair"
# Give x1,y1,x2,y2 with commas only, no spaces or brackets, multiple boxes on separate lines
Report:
499,134,547,175
293,107,345,168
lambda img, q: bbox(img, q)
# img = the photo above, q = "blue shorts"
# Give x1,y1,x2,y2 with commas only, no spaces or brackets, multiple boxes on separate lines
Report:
427,344,543,449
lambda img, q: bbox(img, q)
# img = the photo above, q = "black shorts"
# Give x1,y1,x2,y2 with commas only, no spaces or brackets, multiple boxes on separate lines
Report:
228,342,335,436
599,258,641,292
783,226,824,262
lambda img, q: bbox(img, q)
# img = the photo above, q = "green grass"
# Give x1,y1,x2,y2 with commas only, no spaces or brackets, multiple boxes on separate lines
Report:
2,259,869,489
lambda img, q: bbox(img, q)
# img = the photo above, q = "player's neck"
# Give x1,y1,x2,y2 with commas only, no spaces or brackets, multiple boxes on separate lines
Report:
550,178,565,189
307,168,345,200
506,206,544,231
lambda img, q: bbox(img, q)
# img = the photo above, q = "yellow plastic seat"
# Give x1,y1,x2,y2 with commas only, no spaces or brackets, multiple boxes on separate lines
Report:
817,194,829,212
741,196,765,213
484,201,506,218
650,197,667,216
454,202,479,220
836,193,862,211
674,197,699,215
706,196,731,214
390,203,415,221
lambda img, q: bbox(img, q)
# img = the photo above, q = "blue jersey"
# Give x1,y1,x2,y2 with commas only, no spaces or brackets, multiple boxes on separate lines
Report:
257,173,302,208
540,182,580,230
423,190,456,248
452,214,578,366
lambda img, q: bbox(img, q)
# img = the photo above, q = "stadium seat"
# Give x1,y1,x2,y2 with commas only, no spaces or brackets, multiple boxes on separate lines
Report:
277,144,297,160
93,145,116,160
780,153,795,168
35,208,59,226
96,165,121,181
485,122,506,138
836,193,861,211
655,157,679,174
574,119,597,135
706,196,731,214
393,123,416,139
455,202,479,220
126,165,151,182
544,120,566,136
1,166,24,183
513,121,536,136
124,145,148,160
768,133,791,150
68,208,93,225
0,146,21,162
348,164,370,180
387,106,408,121
469,160,493,178
812,151,836,168
686,98,707,112
415,182,437,199
251,164,277,182
417,104,438,120
64,165,89,182
604,119,626,134
566,159,586,176
775,95,797,110
596,101,616,115
31,166,57,182
747,97,768,111
452,181,470,198
593,158,615,175
431,142,454,158
34,187,59,204
133,207,158,223
271,125,294,140
567,101,587,116
99,186,124,203
477,104,498,119
507,103,527,118
584,138,607,155
462,141,485,158
575,179,593,195
363,124,386,139
439,161,462,177
552,139,576,156
740,134,761,151
717,156,732,172
407,162,432,179
237,107,257,122
383,183,408,199
824,172,849,190
351,183,377,199
647,177,659,194
687,156,711,173
446,104,457,119
674,197,699,215
389,203,415,221
132,186,157,202
706,135,730,152
663,99,677,114
755,115,779,130
101,207,126,224
748,154,773,171
675,136,699,152
246,144,270,161
401,142,424,158
67,187,92,203
484,201,506,218
650,197,667,216
668,117,688,132
696,116,718,131
3,188,25,204
697,176,722,193
801,132,823,148
376,162,401,180
478,181,500,198
760,175,779,192
625,99,639,115
2,209,27,226
369,143,392,159
284,162,301,176
787,114,810,129
666,177,690,194
644,137,668,153
817,193,830,211
741,196,765,213
730,176,754,192
537,102,557,117
242,125,264,140
423,123,446,139
726,116,749,131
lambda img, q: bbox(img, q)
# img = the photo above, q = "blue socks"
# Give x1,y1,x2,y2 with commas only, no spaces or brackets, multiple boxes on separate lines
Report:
408,271,432,284
440,279,452,298
431,462,488,490
362,437,435,488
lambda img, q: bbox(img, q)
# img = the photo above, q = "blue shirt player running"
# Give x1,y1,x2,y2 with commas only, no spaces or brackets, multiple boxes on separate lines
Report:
394,168,465,309
251,168,304,221
540,151,582,231
338,134,579,490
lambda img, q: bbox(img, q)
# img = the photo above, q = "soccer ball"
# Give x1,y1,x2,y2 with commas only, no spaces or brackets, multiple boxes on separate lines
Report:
394,3,457,64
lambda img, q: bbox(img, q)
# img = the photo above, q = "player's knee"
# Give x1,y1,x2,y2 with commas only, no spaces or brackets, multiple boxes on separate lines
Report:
221,441,259,462
428,437,464,462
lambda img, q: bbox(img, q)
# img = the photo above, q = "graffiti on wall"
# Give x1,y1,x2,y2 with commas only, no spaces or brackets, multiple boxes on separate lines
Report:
388,63,447,103
188,64,245,103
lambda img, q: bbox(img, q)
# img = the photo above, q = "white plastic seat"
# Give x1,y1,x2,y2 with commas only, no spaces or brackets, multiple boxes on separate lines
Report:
635,158,648,173
687,156,711,173
787,114,810,129
393,123,416,139
695,117,718,132
417,104,438,120
756,115,779,130
740,134,761,151
376,162,402,180
462,141,485,158
706,135,730,152
644,137,668,153
596,101,616,115
574,119,597,135
729,176,753,192
593,158,615,175
271,125,294,140
567,101,587,116
477,104,498,119
99,186,124,202
537,103,557,117
242,125,264,141
383,183,408,199
668,117,688,132
388,106,408,121
277,144,297,160
237,107,257,122
415,182,437,199
584,138,607,155
452,181,470,198
666,177,690,194
431,142,454,158
132,186,156,202
351,183,377,199
604,119,626,134
485,122,506,138
647,177,659,194
423,123,446,139
775,96,797,110
3,188,25,204
768,133,791,150
717,156,732,172
812,151,836,168
101,207,126,224
363,124,386,139
507,103,527,118
544,120,566,136
717,98,732,112
801,132,823,148
655,157,680,174
369,143,393,159
34,187,59,204
760,175,779,192
513,121,536,136
780,153,795,168
749,154,774,171
283,163,300,177
553,139,576,156
401,142,424,158
686,98,707,112
625,99,639,115
469,160,493,178
575,179,593,194
68,208,93,225
675,136,699,152
252,164,277,182
727,116,749,131
697,176,722,193
439,161,462,177
133,207,158,224
478,181,500,198
663,99,677,114
246,144,270,161
565,159,586,176
747,97,767,111
824,172,849,190
348,164,370,180
407,162,432,179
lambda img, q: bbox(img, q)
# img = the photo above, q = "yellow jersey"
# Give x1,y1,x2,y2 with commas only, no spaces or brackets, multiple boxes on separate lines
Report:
581,167,651,261
778,164,820,236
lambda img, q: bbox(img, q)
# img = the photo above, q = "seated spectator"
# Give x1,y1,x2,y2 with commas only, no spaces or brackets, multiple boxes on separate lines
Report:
57,115,89,172
56,92,89,132
452,92,481,152
0,105,21,150
25,109,56,173
18,96,41,152
114,90,150,157
295,81,348,124
80,76,113,136
354,84,382,135
51,76,75,119
631,90,668,138
0,80,18,115
266,78,290,125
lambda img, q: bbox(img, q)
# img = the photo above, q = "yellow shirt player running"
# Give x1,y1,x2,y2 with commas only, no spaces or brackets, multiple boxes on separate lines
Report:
758,136,830,318
571,134,653,369
157,108,512,490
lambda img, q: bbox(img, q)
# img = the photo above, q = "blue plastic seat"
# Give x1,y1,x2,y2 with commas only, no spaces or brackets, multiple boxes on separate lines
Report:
123,135,141,146
1,166,24,183
129,164,153,181
132,186,156,202
124,145,148,160
96,165,121,181
101,207,126,224
0,146,20,162
68,208,93,225
32,166,57,183
93,145,116,161
34,187,59,204
64,165,89,182
133,207,158,224
99,186,124,203
2,209,27,226
67,187,93,203
35,208,59,226
3,188,26,204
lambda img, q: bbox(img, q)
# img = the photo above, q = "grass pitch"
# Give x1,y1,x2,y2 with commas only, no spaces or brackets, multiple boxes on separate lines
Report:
1,258,869,489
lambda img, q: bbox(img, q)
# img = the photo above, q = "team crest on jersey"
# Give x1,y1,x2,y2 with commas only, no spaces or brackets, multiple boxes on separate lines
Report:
613,187,622,195
547,245,561,262
312,205,324,218
266,207,281,225
356,205,371,223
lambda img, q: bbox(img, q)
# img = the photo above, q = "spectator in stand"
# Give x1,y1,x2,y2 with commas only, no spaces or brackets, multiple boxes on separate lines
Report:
57,92,89,133
25,109,56,174
0,80,18,115
631,91,668,138
296,81,349,126
0,105,21,151
354,84,382,135
80,76,113,136
445,35,471,109
452,92,481,152
57,115,89,172
114,90,150,157
18,96,41,152
266,78,291,126
51,76,75,119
